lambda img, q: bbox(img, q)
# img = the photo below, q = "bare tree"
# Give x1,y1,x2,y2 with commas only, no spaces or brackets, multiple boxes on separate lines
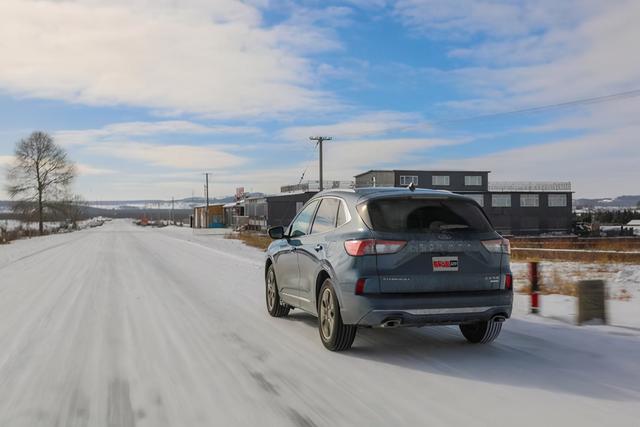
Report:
6,131,76,235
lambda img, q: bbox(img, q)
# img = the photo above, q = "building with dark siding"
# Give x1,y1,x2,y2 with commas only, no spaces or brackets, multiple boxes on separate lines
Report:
245,191,317,231
355,170,572,235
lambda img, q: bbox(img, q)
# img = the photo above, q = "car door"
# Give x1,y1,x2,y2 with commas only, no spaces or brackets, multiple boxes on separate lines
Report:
296,197,340,311
274,199,319,305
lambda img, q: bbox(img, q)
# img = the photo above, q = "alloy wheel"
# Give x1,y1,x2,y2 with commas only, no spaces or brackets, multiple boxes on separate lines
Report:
320,288,335,340
266,269,276,310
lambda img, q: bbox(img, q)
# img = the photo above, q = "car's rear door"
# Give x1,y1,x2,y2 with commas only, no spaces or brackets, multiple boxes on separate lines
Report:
296,197,341,310
361,195,504,293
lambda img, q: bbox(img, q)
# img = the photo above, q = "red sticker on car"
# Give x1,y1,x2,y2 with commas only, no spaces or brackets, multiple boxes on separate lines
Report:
432,256,459,271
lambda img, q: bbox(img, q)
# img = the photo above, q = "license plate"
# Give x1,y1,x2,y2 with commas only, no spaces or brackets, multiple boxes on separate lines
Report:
432,256,459,272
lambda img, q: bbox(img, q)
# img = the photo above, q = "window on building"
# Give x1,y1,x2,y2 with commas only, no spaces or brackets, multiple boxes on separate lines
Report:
492,194,512,207
289,199,319,237
432,175,450,186
520,194,539,207
311,198,339,234
466,194,484,207
465,175,482,186
548,194,568,207
400,175,418,186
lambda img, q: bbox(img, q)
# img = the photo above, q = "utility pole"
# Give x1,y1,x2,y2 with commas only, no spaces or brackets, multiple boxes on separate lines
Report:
204,173,210,228
171,197,175,225
309,136,332,191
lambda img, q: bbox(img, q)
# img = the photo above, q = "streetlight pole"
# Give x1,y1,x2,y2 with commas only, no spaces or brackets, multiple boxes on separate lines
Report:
309,136,332,191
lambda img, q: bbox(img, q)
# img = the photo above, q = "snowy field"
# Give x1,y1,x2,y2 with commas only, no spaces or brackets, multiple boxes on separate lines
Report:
1,219,64,232
511,260,640,328
1,218,106,232
0,220,639,426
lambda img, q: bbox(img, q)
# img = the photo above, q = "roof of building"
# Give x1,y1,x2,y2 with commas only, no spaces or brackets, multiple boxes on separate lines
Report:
627,219,640,226
488,181,572,192
354,169,491,177
223,201,244,208
193,203,225,209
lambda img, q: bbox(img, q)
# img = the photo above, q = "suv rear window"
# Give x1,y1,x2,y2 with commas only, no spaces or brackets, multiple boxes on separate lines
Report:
361,197,492,233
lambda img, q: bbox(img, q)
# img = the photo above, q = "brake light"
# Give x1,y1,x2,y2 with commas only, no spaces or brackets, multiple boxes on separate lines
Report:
344,239,376,256
481,238,511,254
505,273,513,290
344,239,407,256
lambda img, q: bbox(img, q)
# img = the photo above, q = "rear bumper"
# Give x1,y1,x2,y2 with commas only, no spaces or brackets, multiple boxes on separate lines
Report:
338,290,513,326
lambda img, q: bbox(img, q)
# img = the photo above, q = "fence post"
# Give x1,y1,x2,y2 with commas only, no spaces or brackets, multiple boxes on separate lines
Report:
577,280,606,325
529,261,540,314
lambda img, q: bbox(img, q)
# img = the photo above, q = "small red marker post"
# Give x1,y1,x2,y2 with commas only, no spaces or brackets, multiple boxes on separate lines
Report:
529,261,540,314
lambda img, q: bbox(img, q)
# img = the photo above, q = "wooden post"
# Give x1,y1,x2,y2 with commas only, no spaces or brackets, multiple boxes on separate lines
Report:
529,262,540,314
577,280,606,325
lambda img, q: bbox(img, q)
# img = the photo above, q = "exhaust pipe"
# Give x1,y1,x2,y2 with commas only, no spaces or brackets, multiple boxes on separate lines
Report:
492,315,506,323
381,319,402,328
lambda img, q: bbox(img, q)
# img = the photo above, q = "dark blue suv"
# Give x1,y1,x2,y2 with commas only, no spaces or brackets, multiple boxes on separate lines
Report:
265,187,513,351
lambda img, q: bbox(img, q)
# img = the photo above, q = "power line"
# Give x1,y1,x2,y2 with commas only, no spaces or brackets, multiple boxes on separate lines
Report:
434,88,640,126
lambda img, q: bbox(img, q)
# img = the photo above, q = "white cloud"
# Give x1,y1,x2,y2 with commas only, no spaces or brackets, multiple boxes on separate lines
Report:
394,0,598,40
431,125,640,198
55,121,260,146
395,1,640,110
76,164,116,176
280,112,430,141
321,137,461,178
87,142,246,170
0,0,339,118
0,155,13,167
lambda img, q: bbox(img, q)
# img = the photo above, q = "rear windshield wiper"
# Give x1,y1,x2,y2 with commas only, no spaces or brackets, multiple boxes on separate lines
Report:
438,224,470,230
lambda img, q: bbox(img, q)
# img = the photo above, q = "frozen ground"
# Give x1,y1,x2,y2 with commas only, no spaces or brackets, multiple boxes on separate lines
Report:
511,260,640,328
0,220,639,426
1,218,105,232
511,261,640,299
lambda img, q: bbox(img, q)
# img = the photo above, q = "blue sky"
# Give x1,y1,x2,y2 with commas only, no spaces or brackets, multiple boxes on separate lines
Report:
0,0,638,200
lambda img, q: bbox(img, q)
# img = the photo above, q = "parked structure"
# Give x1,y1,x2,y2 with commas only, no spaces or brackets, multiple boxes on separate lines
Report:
192,204,225,228
223,200,248,229
245,191,317,231
354,170,572,235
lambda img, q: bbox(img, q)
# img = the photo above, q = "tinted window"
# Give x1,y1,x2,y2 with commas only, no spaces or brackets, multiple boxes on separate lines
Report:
336,201,348,227
363,198,492,233
311,198,339,234
289,200,319,237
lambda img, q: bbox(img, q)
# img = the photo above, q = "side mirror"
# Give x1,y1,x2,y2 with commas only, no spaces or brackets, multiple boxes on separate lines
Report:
268,226,286,240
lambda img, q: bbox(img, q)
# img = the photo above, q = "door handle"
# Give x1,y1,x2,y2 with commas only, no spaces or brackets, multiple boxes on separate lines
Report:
314,244,323,252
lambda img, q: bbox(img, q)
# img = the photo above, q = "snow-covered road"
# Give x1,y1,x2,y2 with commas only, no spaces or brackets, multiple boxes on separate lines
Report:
1,220,639,426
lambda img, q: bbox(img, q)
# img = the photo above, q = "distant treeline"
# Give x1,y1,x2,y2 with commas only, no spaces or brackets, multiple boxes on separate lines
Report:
574,209,640,224
0,202,192,222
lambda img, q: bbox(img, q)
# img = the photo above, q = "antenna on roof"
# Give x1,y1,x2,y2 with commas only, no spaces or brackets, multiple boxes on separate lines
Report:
408,182,416,192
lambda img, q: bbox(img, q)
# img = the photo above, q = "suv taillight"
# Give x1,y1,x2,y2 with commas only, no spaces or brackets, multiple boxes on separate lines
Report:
505,273,513,290
344,239,407,256
481,238,511,254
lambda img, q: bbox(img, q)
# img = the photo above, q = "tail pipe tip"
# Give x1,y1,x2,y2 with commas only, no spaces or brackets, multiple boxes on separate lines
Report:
381,319,402,328
492,315,507,323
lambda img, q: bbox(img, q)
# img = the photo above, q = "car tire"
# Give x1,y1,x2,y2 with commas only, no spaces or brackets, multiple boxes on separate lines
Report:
266,265,290,317
459,320,502,344
318,279,356,351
